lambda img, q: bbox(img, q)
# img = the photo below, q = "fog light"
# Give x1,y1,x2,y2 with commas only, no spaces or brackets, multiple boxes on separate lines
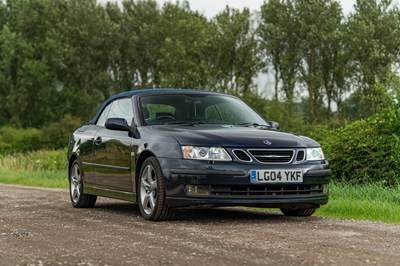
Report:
186,185,211,196
323,184,329,194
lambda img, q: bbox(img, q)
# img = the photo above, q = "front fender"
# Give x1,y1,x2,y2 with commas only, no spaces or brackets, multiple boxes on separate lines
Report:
137,135,182,159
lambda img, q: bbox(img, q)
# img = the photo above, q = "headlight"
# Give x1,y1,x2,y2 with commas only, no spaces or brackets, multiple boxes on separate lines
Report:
306,147,325,161
182,146,232,161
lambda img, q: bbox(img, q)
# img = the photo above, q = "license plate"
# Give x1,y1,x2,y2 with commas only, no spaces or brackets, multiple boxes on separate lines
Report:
250,169,303,183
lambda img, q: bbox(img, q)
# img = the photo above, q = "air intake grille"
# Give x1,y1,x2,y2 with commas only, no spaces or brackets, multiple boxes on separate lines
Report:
210,184,323,197
233,150,252,162
296,150,305,161
248,149,294,163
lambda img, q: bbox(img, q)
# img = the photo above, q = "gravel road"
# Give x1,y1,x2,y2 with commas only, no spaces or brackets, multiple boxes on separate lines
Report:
0,184,399,266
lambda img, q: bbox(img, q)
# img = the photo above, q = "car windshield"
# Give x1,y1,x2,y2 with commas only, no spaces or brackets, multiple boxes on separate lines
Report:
139,93,268,126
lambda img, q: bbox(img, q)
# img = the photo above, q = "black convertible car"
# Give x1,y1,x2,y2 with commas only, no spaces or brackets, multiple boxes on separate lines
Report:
68,89,330,220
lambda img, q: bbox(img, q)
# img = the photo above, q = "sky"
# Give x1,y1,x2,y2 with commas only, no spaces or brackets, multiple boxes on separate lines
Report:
100,0,358,17
159,0,357,17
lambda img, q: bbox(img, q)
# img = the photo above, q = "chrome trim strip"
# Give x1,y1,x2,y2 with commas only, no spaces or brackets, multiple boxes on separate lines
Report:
82,162,130,171
247,149,295,164
255,155,291,158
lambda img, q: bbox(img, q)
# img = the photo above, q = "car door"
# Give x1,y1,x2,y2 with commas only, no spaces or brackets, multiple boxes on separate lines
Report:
79,102,113,186
94,98,134,192
78,125,102,187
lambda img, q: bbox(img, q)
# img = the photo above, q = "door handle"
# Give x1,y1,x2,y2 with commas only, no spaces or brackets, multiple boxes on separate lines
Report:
94,136,102,145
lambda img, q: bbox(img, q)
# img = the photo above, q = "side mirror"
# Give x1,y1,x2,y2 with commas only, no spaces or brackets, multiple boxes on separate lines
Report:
269,121,280,130
105,118,130,131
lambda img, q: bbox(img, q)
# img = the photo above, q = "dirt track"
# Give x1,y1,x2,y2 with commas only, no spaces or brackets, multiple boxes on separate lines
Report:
0,184,399,266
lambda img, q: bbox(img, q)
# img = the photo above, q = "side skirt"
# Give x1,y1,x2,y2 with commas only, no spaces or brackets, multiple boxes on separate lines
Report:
85,185,137,202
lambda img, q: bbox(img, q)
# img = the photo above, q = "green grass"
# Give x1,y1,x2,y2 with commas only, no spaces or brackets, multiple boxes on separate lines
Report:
0,169,67,189
316,182,400,224
258,183,400,224
0,149,67,189
0,149,66,171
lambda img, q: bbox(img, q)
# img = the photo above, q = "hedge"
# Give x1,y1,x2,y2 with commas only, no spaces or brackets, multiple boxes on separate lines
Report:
317,105,400,186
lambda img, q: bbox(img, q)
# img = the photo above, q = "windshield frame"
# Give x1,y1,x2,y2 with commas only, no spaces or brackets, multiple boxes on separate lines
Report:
137,92,269,127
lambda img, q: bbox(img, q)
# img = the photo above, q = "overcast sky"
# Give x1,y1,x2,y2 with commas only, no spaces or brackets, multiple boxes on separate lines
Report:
100,0,357,17
160,0,356,17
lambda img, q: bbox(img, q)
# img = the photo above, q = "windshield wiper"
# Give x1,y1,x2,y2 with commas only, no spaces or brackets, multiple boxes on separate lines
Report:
165,121,207,125
234,122,271,128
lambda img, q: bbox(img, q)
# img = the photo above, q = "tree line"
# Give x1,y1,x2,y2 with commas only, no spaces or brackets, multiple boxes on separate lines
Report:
0,0,399,129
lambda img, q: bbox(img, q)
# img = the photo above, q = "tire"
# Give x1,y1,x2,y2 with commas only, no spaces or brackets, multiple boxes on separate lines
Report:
280,207,317,217
138,157,175,221
69,159,97,208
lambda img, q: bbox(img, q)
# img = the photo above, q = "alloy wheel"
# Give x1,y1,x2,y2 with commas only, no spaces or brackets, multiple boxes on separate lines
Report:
70,163,82,203
140,165,158,215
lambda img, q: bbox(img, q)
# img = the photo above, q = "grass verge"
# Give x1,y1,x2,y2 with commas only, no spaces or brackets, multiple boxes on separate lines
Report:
0,169,67,189
316,182,400,224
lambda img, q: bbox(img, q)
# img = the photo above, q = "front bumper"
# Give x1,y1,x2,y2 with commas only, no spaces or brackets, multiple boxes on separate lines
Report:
158,158,330,208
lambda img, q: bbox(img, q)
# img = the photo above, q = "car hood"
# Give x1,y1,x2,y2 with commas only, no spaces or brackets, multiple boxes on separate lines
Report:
147,125,320,148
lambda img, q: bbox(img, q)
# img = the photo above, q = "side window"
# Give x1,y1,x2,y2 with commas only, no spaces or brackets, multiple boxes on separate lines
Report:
107,98,134,125
96,103,112,127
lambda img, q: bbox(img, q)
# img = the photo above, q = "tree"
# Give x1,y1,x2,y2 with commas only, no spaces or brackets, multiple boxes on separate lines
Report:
259,0,347,124
208,6,260,93
0,0,67,126
0,2,5,29
117,0,163,89
295,0,344,124
346,0,400,117
58,0,119,120
157,1,211,89
258,0,301,102
315,1,347,120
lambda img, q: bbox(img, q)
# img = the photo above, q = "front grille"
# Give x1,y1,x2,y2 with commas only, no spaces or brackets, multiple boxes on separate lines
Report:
296,150,305,161
210,184,323,197
248,149,294,163
233,150,252,162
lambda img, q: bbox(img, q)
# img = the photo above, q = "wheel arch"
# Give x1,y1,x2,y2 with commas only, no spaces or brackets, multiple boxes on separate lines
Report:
135,150,156,190
68,153,79,181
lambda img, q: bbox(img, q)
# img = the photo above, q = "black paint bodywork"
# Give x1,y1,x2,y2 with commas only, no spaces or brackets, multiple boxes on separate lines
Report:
68,89,330,209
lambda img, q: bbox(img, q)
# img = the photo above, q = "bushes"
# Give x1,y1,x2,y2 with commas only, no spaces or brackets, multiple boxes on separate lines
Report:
0,115,81,154
317,105,400,186
41,115,82,150
0,116,75,171
0,127,43,154
0,115,77,172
